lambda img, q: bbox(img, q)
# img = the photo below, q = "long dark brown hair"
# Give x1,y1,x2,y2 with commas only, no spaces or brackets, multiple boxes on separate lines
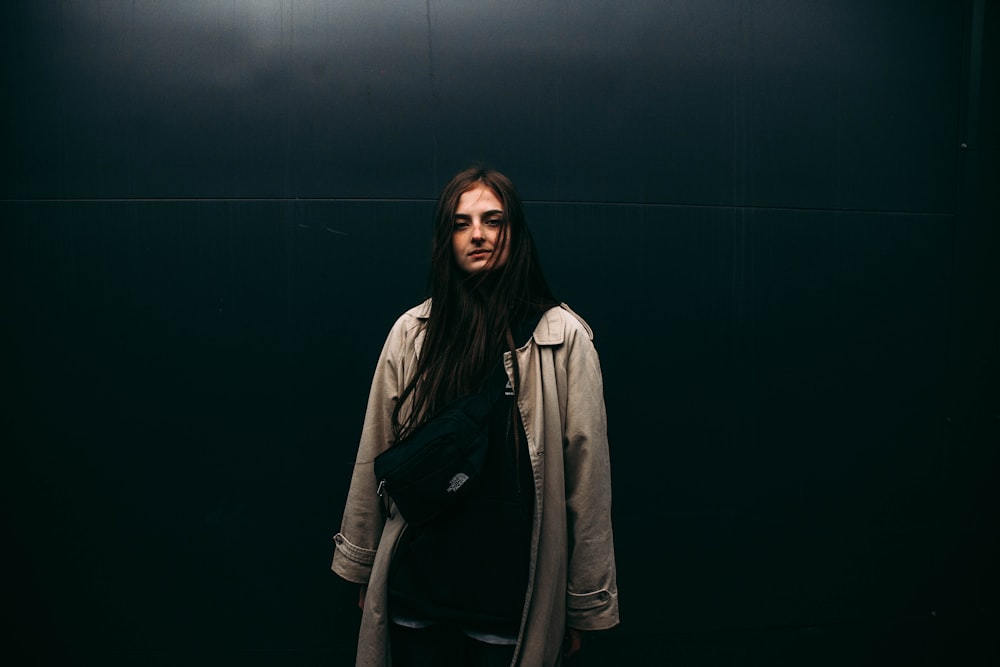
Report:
391,166,558,440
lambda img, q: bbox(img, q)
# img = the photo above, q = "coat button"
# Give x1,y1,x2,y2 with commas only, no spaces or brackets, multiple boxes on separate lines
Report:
334,534,344,544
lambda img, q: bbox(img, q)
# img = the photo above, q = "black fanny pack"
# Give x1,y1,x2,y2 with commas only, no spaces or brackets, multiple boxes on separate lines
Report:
373,383,503,526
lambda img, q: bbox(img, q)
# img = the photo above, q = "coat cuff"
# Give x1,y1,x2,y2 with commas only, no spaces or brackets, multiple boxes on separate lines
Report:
331,532,377,584
566,588,620,631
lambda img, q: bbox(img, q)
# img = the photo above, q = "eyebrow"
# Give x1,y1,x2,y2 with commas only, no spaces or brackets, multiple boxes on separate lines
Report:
454,209,504,219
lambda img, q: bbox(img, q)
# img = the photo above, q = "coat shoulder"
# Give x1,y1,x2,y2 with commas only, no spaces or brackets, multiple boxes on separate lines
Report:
557,303,595,340
389,299,430,336
534,303,595,345
402,298,432,321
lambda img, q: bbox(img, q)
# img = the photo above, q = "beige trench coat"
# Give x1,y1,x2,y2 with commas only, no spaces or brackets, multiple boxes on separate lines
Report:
331,300,619,666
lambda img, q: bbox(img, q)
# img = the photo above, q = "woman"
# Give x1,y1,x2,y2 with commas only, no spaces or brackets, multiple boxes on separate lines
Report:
331,166,619,666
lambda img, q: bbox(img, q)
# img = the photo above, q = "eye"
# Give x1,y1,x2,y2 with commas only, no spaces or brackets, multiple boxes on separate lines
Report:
453,220,470,230
485,217,503,227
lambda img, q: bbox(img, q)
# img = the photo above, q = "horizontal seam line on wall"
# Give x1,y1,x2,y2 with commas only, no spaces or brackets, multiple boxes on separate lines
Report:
1,198,956,217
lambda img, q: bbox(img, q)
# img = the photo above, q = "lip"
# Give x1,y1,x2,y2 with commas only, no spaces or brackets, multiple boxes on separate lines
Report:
469,249,492,257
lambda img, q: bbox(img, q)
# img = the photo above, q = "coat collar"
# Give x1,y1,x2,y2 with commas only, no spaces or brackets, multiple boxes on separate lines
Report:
408,299,589,348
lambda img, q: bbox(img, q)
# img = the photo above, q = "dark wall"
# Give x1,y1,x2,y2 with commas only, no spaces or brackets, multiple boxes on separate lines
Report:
3,1,997,665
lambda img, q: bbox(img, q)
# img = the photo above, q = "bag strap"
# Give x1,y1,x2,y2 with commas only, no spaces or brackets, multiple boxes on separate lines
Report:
468,308,546,420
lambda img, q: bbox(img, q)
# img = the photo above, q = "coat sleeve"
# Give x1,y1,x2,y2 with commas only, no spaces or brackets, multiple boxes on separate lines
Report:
561,322,620,631
331,316,409,584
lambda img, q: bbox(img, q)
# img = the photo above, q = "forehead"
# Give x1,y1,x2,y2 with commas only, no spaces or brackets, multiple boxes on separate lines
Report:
455,185,503,215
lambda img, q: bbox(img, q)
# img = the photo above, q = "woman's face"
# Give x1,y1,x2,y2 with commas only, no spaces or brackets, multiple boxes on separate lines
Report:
451,184,510,274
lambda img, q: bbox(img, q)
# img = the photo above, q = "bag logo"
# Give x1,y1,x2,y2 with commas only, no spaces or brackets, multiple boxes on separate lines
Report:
446,472,470,493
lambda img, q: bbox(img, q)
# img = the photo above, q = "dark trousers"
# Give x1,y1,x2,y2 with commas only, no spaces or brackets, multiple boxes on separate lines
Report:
390,623,517,667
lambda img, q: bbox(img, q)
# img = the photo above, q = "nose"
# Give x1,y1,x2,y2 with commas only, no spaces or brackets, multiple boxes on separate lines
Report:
470,220,486,243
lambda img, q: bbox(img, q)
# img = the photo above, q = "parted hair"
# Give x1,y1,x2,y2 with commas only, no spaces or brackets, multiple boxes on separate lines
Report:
391,166,558,440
